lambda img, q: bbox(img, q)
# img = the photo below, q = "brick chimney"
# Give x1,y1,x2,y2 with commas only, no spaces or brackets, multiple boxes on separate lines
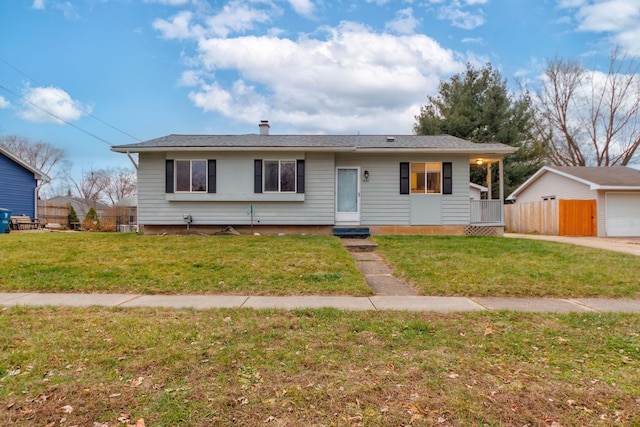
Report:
259,120,270,135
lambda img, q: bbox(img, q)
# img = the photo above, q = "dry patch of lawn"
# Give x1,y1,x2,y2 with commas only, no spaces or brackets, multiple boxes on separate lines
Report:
375,236,640,298
0,307,638,426
0,233,370,296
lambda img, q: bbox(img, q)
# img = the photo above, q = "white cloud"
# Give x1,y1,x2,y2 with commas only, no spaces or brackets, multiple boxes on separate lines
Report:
0,96,10,109
287,0,314,17
461,37,483,44
561,0,640,55
178,21,463,132
204,1,273,38
32,0,45,10
153,1,274,39
18,86,91,124
153,11,196,39
385,7,420,35
144,0,193,5
437,1,486,30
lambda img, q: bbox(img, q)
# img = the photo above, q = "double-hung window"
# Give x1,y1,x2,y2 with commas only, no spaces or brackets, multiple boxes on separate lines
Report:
175,160,207,192
411,162,442,194
264,160,296,192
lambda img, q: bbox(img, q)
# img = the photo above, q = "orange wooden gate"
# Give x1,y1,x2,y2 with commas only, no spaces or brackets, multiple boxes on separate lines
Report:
559,200,597,236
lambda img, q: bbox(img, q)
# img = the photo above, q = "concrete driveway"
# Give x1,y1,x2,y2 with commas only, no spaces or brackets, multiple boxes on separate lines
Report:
506,233,640,256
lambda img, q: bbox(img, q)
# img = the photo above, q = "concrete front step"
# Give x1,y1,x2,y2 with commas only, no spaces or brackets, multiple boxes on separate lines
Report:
341,238,378,252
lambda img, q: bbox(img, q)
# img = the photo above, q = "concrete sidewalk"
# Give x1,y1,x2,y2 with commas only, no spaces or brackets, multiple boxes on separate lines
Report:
1,292,639,313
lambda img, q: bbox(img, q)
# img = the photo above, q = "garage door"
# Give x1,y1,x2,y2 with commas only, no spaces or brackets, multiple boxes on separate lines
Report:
606,192,640,236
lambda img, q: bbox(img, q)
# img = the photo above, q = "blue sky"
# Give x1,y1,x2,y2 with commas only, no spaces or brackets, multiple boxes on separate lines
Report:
1,0,639,181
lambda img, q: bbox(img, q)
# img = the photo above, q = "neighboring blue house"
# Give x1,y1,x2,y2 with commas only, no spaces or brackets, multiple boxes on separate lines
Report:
0,146,51,219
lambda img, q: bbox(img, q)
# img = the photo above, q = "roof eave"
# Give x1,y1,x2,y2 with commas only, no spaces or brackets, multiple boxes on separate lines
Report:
112,146,517,155
593,185,640,191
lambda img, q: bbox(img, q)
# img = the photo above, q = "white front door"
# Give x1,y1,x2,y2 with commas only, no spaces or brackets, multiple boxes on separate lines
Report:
336,167,360,223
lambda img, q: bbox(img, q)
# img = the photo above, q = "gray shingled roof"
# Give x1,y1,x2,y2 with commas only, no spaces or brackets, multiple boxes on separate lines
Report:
551,166,640,186
111,134,516,153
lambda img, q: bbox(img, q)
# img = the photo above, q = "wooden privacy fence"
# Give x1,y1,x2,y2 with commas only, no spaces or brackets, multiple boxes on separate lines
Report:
504,199,597,236
38,201,70,227
505,200,559,235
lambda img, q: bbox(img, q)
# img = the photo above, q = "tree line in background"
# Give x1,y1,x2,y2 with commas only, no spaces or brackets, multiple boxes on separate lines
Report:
0,134,137,206
415,49,640,196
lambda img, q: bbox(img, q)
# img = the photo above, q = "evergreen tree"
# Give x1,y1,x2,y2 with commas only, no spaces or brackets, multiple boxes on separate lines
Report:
69,205,79,224
414,62,548,196
84,207,101,230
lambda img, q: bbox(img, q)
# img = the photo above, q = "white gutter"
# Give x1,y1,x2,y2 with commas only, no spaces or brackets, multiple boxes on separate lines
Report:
112,146,517,155
592,185,640,190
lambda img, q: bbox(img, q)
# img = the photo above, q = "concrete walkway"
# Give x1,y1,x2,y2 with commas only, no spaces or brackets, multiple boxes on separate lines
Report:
1,292,639,313
342,238,417,296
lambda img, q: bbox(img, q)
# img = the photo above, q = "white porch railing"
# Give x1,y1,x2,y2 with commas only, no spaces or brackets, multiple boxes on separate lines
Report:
470,200,503,224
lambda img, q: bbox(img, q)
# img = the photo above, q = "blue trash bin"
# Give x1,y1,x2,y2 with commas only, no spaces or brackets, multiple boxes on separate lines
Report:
0,209,11,234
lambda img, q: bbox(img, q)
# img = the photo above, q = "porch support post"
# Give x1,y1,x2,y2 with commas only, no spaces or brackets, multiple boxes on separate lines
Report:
499,158,505,223
487,163,492,200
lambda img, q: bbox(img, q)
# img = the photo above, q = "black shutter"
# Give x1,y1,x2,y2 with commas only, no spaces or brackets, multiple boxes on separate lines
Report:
296,159,305,193
400,162,409,194
443,162,452,195
208,159,216,193
254,159,262,193
165,159,174,193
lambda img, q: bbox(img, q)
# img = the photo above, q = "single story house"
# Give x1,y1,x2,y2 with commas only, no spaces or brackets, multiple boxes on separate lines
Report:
0,146,50,219
506,166,640,237
111,121,516,236
469,183,488,200
46,195,110,221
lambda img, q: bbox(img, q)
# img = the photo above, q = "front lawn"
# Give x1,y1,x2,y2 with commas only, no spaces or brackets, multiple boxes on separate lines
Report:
0,233,371,296
2,233,640,298
0,307,638,426
375,236,640,298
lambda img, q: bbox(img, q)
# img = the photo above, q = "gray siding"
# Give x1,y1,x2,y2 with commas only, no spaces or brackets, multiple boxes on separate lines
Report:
515,172,594,203
442,158,471,225
336,154,410,225
138,151,475,227
137,151,334,225
336,153,470,225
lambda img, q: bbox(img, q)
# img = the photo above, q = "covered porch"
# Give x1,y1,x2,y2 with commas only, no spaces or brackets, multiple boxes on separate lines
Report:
468,156,507,226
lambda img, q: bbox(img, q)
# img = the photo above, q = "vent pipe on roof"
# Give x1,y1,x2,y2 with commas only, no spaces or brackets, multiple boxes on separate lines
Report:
259,120,270,135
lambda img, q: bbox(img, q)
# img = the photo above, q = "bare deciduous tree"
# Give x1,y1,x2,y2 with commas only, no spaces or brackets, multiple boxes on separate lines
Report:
65,166,137,206
535,49,640,166
67,168,111,207
102,166,137,205
0,135,67,177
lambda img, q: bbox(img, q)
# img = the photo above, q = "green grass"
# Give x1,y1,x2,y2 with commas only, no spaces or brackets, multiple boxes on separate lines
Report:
0,307,638,426
2,233,640,298
0,233,371,296
374,235,640,298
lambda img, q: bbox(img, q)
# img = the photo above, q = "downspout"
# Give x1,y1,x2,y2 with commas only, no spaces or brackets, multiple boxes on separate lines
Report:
34,179,49,220
499,158,505,224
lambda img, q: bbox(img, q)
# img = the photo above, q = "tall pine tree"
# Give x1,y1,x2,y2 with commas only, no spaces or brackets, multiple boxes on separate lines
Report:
414,63,548,196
